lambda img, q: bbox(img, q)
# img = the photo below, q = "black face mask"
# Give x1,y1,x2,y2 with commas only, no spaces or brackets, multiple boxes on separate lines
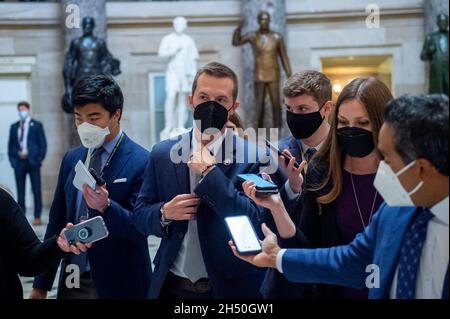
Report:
286,109,324,140
337,127,375,158
193,100,229,133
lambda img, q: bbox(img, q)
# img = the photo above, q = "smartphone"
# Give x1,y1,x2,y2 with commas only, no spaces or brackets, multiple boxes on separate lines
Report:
265,139,300,169
225,215,262,255
64,216,109,245
89,168,106,187
238,174,279,197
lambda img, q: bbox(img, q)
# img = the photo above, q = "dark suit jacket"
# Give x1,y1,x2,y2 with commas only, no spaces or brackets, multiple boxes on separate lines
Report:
8,119,47,169
33,133,152,299
0,188,63,299
129,131,280,299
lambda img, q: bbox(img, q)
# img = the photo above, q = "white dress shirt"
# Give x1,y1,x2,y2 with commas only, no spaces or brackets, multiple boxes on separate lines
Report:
169,130,226,282
390,196,449,299
17,116,31,155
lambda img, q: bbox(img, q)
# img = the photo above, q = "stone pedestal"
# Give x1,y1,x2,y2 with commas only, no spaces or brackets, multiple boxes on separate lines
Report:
241,0,287,136
61,0,107,148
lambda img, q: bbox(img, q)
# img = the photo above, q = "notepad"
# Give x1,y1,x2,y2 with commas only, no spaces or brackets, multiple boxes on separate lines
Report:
73,160,97,191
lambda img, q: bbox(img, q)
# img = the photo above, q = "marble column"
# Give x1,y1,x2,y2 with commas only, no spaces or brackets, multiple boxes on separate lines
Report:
61,0,107,148
240,0,288,136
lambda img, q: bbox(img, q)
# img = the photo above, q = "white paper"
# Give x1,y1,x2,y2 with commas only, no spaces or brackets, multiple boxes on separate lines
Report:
73,160,97,191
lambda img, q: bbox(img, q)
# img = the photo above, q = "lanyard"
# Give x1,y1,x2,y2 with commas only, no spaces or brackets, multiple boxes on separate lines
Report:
85,133,125,176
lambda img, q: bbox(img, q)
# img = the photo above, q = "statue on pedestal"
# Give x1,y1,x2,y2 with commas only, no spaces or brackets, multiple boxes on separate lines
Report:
62,17,121,113
233,11,292,129
159,17,199,140
421,13,449,96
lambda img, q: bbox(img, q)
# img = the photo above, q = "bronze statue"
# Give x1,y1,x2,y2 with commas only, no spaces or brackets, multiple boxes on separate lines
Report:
233,11,292,128
421,13,449,96
62,17,121,113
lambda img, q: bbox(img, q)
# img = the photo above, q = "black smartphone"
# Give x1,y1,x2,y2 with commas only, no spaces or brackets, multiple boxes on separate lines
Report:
265,139,300,169
89,168,106,187
225,215,262,255
64,216,109,245
238,174,279,197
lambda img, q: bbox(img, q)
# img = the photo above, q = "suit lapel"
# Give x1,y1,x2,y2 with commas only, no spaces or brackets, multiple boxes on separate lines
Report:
64,148,88,223
102,134,132,186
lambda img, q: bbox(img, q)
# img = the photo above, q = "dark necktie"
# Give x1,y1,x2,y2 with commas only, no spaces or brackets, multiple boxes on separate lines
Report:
19,121,25,151
72,147,105,274
304,148,317,163
396,208,434,299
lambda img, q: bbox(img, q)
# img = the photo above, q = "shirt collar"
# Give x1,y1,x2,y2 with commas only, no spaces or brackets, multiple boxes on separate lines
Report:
430,196,449,225
299,139,324,154
103,130,123,155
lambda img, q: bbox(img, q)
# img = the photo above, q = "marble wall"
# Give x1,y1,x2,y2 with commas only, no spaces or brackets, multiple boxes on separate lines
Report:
0,0,430,207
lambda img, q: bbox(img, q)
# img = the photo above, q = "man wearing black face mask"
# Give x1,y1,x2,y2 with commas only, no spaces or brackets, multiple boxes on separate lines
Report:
279,71,333,195
259,71,333,299
129,62,288,299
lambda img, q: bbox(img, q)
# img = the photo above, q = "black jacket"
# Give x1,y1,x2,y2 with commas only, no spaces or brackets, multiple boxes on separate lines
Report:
0,188,63,299
298,159,342,299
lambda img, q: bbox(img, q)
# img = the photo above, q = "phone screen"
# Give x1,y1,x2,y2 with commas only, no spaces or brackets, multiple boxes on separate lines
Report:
238,174,277,190
225,215,262,255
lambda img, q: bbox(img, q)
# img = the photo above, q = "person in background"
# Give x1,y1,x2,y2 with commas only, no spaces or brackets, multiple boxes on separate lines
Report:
0,185,91,299
8,101,47,226
231,94,449,300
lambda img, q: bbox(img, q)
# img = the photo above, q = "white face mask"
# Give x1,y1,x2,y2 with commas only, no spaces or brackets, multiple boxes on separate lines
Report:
77,122,110,149
374,160,424,207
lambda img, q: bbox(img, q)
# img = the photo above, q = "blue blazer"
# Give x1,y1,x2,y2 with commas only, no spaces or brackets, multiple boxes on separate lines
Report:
130,131,282,299
33,133,152,299
281,203,449,299
8,119,47,169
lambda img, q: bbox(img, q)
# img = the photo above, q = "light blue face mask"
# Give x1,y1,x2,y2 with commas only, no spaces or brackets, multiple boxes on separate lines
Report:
19,110,29,120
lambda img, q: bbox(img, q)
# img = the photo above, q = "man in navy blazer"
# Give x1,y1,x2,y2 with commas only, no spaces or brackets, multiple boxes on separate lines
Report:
8,101,47,225
231,95,449,299
123,62,292,299
30,75,151,299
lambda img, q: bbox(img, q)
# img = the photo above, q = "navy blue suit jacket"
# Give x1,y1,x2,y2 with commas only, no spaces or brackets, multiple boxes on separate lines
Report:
282,203,449,299
33,133,152,299
8,119,47,169
130,131,281,299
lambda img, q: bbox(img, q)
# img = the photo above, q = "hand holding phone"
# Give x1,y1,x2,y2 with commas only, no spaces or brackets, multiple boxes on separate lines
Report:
64,216,109,245
225,215,262,255
265,139,300,169
238,174,279,197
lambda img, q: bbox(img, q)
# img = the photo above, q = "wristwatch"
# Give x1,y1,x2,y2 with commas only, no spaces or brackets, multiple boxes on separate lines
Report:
160,204,172,226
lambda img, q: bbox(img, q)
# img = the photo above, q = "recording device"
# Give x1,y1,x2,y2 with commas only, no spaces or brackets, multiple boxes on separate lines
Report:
225,215,262,255
238,174,279,197
265,139,300,169
89,168,106,187
64,216,109,245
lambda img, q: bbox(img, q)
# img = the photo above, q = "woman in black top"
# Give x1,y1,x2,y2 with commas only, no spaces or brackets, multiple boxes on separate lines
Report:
0,186,90,299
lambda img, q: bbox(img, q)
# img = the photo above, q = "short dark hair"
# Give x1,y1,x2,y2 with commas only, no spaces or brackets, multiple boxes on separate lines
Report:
283,70,332,106
192,62,239,102
72,75,124,120
385,94,449,176
17,101,30,109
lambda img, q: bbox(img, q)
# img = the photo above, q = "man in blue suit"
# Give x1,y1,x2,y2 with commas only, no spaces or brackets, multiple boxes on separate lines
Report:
231,94,449,299
124,62,292,299
30,75,151,299
8,101,47,225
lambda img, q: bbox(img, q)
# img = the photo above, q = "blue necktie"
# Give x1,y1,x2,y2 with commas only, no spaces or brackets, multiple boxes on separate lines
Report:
396,208,434,299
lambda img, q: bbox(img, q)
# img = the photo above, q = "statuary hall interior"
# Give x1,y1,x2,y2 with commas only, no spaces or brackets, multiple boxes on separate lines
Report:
0,0,448,304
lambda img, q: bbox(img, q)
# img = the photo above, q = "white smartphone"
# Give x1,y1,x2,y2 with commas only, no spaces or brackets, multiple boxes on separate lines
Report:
225,215,262,255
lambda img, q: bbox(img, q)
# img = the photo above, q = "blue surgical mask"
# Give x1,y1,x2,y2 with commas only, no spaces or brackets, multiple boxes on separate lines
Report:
19,110,29,120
